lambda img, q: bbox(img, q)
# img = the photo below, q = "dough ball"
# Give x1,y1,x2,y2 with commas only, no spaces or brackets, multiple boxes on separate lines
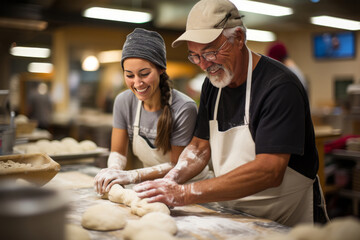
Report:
61,137,78,146
81,203,127,231
324,217,360,240
109,184,140,206
15,114,29,124
131,198,170,217
140,212,177,234
35,139,57,154
122,212,177,239
26,144,40,154
289,223,325,240
65,143,84,153
36,139,52,148
131,229,177,240
65,224,90,240
50,140,68,154
79,140,97,151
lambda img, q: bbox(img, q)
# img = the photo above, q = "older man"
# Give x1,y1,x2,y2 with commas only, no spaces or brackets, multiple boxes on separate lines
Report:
134,0,328,226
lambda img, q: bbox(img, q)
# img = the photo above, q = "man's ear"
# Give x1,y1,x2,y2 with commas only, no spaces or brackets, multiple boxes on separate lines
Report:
235,27,245,49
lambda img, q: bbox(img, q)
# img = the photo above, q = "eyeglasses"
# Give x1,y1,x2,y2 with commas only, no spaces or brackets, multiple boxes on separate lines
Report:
188,39,228,64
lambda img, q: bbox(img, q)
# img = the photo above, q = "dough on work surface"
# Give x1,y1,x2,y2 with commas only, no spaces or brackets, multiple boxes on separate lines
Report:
130,229,177,240
107,184,170,216
108,184,141,206
122,212,177,239
252,216,360,240
65,224,90,240
131,198,170,217
323,217,360,240
81,203,126,231
288,224,325,240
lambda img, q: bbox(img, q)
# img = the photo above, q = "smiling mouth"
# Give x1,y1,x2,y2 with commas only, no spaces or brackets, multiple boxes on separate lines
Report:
135,86,149,93
207,64,223,75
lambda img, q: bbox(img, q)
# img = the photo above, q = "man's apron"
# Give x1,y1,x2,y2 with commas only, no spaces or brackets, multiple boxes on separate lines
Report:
209,47,314,226
132,100,209,181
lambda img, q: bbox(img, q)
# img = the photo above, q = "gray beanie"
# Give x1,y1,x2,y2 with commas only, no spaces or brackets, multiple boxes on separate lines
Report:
121,28,167,69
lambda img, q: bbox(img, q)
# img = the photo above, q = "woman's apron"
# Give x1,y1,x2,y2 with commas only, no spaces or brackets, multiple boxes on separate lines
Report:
132,100,209,181
209,47,315,227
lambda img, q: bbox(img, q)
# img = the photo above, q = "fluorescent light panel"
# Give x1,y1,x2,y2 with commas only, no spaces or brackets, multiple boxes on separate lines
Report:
247,29,276,42
83,7,152,24
10,46,51,58
28,62,53,73
0,17,47,31
311,15,360,31
231,0,293,17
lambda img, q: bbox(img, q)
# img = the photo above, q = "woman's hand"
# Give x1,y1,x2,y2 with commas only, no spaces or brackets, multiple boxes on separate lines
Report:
94,168,139,195
133,178,191,207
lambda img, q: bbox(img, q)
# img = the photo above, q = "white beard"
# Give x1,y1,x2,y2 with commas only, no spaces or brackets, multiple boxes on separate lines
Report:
206,64,233,89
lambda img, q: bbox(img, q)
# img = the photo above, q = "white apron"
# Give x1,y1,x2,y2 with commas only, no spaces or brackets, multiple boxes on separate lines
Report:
132,100,209,181
209,48,314,226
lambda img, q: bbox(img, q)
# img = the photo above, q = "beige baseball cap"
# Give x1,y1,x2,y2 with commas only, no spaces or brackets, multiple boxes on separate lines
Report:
172,0,244,48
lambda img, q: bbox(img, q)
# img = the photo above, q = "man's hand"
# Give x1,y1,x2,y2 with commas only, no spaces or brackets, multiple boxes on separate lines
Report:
94,168,139,195
133,178,190,207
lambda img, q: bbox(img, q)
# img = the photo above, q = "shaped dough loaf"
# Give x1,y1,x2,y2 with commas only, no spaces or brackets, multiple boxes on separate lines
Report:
131,198,170,216
65,224,90,240
108,184,141,206
81,203,126,231
107,184,170,217
122,212,177,239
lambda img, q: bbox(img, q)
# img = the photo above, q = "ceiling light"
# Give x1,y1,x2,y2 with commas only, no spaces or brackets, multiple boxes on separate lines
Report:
82,56,100,71
10,46,51,58
83,7,152,24
231,0,293,17
28,62,53,73
0,17,47,31
98,50,122,63
310,16,360,31
247,29,276,42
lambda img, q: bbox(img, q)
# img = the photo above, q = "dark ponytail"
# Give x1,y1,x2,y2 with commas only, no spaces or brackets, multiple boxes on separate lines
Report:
155,71,173,154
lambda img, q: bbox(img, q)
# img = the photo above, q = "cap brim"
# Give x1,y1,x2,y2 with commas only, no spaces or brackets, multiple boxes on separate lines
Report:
172,28,223,48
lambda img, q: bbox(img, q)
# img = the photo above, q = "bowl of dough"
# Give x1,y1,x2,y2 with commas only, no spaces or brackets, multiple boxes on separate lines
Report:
0,153,61,186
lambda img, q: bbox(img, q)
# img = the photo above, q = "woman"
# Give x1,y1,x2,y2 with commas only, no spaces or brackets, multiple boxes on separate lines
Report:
94,28,208,195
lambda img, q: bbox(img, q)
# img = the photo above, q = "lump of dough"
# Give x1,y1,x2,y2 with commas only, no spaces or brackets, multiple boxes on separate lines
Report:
65,224,90,240
109,184,141,206
26,144,40,154
324,217,360,240
79,140,97,151
61,137,78,146
50,140,68,154
81,203,126,231
122,212,177,239
131,198,170,217
288,223,325,240
131,229,177,240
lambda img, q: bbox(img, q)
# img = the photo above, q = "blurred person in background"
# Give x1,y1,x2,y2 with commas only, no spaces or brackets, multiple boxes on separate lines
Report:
94,28,209,195
27,82,53,129
267,41,308,92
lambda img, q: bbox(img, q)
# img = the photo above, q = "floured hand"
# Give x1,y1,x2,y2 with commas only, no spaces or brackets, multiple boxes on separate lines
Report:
94,168,139,195
133,178,190,207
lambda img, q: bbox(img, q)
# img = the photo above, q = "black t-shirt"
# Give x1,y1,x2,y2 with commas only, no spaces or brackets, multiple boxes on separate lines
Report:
194,55,318,179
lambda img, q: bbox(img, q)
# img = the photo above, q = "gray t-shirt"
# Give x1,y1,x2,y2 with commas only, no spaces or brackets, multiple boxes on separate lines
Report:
113,89,197,147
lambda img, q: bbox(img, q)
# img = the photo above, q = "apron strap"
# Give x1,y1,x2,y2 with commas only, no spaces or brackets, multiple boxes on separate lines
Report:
134,100,142,134
213,88,222,120
244,47,252,125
